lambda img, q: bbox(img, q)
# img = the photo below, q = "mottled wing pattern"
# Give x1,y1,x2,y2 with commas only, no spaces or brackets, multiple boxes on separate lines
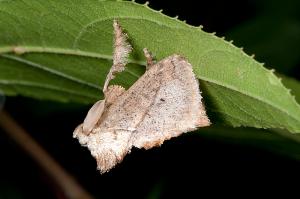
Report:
74,55,209,173
99,54,210,149
131,55,210,149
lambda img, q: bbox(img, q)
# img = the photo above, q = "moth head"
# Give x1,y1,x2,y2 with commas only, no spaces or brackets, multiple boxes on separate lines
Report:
105,85,125,105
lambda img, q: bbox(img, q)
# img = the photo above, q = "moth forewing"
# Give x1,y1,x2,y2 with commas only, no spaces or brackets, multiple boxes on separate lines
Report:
73,20,210,174
129,54,210,149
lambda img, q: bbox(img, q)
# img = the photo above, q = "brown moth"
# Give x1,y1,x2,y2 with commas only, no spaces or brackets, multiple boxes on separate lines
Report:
73,20,210,173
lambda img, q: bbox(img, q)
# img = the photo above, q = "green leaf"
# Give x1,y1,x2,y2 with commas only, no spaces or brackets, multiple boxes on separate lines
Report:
0,0,300,133
281,75,300,104
226,1,300,74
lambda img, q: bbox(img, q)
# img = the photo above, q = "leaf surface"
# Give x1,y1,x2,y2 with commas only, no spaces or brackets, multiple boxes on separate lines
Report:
0,0,300,132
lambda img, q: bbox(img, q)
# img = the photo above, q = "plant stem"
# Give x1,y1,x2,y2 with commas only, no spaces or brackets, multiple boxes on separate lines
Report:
0,110,94,199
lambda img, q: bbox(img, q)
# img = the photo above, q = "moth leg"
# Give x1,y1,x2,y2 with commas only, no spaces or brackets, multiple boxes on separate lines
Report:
103,20,132,94
143,48,155,70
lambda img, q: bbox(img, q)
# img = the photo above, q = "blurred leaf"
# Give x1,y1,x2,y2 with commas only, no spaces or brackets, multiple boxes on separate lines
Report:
0,0,300,132
226,0,300,74
146,180,164,199
198,126,300,161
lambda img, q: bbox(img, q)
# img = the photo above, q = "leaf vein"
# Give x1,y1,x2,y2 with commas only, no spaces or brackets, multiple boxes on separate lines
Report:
0,54,102,90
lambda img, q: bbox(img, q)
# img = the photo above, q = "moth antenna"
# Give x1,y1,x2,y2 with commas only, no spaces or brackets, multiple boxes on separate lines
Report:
103,20,132,94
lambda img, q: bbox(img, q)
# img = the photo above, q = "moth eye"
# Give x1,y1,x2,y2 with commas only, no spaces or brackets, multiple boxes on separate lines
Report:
83,100,105,133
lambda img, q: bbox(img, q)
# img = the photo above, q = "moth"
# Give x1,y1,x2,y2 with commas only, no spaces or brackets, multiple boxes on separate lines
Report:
73,20,210,173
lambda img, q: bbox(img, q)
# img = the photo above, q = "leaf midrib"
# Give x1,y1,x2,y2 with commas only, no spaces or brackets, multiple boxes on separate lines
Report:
1,46,299,125
0,53,102,90
0,80,99,100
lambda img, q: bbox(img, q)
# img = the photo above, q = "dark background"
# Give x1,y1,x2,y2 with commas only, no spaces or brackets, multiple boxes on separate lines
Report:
1,0,300,198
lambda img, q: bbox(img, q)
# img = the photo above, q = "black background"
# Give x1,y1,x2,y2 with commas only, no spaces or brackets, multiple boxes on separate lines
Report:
1,0,300,198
